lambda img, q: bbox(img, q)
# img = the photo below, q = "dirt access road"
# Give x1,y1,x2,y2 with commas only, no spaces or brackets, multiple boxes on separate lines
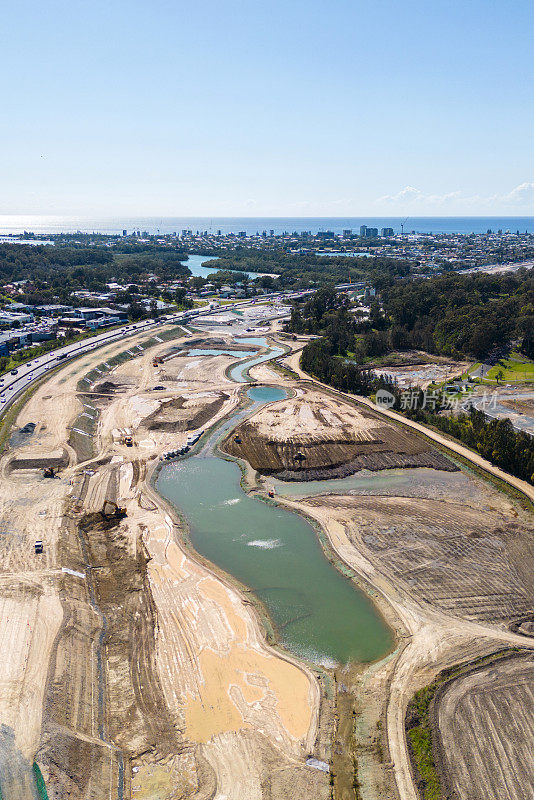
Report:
274,343,534,800
0,326,330,800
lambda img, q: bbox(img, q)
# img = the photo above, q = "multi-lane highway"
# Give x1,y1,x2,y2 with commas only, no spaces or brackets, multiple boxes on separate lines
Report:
0,293,301,415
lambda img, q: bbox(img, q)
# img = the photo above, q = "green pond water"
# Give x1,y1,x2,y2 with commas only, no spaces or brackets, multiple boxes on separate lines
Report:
228,337,285,382
156,385,393,665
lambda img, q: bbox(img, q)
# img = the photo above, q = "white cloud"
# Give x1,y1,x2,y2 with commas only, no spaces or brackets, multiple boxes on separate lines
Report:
374,182,534,212
501,182,534,205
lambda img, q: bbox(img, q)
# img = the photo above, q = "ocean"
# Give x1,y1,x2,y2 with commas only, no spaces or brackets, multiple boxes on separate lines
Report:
1,215,534,236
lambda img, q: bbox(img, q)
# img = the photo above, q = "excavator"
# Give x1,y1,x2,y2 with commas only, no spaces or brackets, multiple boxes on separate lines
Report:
43,466,57,478
101,500,127,521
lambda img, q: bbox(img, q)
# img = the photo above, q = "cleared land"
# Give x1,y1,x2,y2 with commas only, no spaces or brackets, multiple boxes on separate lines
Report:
0,326,329,800
1,322,533,800
224,387,456,480
435,652,534,800
300,493,534,624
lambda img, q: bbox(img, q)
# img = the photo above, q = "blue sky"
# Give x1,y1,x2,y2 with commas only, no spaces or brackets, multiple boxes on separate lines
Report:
1,0,533,215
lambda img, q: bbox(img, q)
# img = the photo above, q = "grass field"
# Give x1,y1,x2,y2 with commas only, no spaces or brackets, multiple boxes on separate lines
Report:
485,352,534,383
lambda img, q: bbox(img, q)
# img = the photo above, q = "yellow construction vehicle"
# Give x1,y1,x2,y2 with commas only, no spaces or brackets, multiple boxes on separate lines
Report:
101,500,127,520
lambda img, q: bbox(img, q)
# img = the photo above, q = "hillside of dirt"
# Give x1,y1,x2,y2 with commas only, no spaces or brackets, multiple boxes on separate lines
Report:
224,388,456,480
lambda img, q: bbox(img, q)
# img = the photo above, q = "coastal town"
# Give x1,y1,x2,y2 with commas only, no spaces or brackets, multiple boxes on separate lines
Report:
4,223,534,273
2,0,534,796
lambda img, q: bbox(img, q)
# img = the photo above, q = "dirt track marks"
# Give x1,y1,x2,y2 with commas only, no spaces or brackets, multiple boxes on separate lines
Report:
304,495,534,625
436,652,534,800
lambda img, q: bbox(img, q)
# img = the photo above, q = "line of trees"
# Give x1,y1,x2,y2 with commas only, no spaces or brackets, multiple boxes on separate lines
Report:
289,270,534,362
402,393,534,485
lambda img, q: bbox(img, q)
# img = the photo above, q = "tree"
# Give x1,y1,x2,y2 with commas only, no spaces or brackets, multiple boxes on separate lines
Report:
128,301,145,321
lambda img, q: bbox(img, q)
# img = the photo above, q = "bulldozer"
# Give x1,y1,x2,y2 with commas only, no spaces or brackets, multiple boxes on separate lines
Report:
43,466,57,478
101,500,127,521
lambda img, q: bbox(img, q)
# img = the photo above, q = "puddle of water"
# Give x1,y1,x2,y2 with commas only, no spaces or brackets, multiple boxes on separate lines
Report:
186,348,257,358
247,386,286,403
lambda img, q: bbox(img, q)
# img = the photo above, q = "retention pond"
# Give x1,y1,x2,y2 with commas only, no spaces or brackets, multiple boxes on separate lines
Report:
156,378,393,665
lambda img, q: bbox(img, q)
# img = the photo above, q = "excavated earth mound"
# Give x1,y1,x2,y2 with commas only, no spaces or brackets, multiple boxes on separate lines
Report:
225,389,457,480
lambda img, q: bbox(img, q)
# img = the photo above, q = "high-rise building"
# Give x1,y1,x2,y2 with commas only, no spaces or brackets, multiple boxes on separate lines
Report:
122,229,127,237
360,225,367,237
366,227,378,237
343,229,352,237
380,227,394,237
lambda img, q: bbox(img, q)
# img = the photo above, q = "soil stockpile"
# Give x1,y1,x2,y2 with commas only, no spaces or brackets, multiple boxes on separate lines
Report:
225,389,456,480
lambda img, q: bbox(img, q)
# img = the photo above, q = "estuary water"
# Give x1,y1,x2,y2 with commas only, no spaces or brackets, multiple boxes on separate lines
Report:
156,380,393,665
183,254,273,280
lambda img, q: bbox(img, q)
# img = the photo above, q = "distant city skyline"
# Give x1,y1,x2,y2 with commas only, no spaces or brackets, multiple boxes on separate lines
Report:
2,0,533,216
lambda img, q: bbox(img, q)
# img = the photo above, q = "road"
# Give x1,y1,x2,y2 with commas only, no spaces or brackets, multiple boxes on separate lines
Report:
0,291,301,417
284,350,534,506
468,392,534,435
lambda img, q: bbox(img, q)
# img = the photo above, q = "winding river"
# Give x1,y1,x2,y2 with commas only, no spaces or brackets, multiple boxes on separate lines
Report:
156,345,393,666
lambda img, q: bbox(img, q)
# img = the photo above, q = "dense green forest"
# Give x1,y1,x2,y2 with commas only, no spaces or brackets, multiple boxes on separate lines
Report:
377,270,534,359
201,250,412,288
289,271,534,360
0,244,191,305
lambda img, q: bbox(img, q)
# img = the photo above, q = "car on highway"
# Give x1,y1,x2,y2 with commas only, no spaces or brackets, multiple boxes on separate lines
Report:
0,396,5,404
10,369,18,375
27,373,33,382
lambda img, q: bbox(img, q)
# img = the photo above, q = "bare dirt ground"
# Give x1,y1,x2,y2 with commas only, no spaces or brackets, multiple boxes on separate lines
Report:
0,326,329,800
371,353,468,389
434,651,534,800
300,494,534,625
1,323,533,800
262,343,534,800
225,386,456,480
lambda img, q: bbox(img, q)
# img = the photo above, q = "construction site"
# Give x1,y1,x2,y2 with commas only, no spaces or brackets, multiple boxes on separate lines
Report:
0,315,532,800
